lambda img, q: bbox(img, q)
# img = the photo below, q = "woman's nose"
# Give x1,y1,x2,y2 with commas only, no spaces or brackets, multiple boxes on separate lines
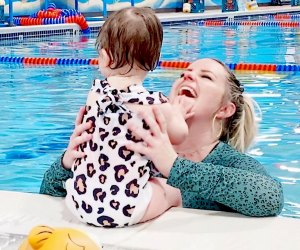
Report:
183,71,194,81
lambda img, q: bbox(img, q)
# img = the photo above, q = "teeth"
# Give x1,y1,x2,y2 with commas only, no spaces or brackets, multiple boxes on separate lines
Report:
179,86,197,98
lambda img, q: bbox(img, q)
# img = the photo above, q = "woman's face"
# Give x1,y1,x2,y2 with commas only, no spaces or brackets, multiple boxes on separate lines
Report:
170,58,229,119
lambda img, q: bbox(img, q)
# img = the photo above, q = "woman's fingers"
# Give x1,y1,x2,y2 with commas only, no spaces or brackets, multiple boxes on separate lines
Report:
128,108,167,147
152,107,167,134
71,121,93,139
71,150,86,159
72,106,89,139
127,108,177,177
137,109,162,137
126,142,148,157
127,121,153,146
70,133,93,150
63,131,92,169
75,106,86,126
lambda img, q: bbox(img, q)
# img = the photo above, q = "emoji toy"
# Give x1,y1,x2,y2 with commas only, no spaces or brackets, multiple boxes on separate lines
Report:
19,225,101,250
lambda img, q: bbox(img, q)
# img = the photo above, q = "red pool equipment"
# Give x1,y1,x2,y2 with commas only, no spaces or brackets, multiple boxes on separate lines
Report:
13,3,90,34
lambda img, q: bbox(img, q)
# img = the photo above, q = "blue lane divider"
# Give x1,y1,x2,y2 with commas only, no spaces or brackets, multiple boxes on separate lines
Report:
197,20,300,27
1,56,300,72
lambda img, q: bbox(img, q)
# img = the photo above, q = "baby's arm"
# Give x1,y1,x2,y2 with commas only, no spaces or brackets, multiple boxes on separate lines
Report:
158,100,190,145
164,104,188,145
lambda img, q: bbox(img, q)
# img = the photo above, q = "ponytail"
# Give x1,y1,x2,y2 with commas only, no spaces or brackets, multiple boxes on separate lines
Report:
227,95,258,153
213,59,261,153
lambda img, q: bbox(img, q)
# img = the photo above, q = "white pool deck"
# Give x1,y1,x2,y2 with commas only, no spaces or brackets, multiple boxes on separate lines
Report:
0,190,300,250
1,5,300,250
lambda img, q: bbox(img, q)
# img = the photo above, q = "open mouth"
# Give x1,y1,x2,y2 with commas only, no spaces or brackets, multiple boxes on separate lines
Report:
178,86,197,98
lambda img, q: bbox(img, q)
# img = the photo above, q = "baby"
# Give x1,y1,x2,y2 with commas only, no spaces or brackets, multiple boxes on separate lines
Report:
65,7,190,228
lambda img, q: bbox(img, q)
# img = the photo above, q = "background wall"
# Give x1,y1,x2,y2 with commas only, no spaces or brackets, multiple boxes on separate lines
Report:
3,0,272,16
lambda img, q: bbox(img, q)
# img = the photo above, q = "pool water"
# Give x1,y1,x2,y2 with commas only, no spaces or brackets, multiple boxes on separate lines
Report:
0,24,299,218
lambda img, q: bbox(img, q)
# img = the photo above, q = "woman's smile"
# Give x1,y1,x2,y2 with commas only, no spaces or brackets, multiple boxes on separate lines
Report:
178,85,198,98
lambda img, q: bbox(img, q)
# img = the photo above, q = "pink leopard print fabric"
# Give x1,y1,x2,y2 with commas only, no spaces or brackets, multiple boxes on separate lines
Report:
66,79,168,228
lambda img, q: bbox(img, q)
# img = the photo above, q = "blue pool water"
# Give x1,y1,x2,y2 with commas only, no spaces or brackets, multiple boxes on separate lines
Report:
0,23,299,218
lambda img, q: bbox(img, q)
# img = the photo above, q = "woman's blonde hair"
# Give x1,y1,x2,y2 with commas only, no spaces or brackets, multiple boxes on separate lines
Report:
213,59,259,153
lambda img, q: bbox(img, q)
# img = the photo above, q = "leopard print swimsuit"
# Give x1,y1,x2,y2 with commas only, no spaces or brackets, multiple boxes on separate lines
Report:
65,79,168,228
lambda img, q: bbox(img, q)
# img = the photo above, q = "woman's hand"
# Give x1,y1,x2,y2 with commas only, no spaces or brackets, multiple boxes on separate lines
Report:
62,107,93,170
126,107,178,177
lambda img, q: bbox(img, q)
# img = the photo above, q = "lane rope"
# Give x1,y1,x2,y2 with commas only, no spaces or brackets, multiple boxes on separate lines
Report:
197,20,300,27
1,56,299,72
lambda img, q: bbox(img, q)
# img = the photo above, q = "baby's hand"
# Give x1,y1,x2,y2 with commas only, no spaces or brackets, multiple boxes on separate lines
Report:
171,95,195,120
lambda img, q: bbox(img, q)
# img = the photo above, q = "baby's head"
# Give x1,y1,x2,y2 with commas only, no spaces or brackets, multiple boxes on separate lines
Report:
96,7,163,76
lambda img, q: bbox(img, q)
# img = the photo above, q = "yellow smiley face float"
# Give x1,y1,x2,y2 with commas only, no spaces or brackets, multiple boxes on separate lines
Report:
19,225,101,250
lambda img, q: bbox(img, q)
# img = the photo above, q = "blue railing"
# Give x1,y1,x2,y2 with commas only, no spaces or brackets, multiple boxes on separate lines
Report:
8,0,13,26
103,0,108,18
7,0,49,26
44,0,49,10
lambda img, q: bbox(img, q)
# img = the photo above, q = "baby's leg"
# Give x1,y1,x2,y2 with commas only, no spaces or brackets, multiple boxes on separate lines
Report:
139,177,182,223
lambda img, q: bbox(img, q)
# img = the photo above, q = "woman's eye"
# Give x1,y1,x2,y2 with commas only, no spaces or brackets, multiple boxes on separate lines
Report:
202,75,212,80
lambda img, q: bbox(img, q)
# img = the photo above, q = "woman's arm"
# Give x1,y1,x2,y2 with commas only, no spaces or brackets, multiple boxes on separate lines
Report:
168,156,284,217
126,107,284,217
39,153,72,197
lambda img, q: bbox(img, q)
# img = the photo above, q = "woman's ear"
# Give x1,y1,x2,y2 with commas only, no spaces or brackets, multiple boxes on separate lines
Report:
216,102,236,119
98,49,111,68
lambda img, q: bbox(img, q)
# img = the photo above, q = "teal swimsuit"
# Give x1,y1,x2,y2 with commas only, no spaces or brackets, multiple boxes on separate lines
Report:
40,141,284,217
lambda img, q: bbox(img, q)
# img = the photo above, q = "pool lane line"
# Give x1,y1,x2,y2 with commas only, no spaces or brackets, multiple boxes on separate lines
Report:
1,56,300,72
197,20,300,27
269,13,300,20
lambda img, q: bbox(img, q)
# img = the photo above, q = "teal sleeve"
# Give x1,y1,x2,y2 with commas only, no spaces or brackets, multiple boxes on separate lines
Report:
39,152,73,197
167,157,284,217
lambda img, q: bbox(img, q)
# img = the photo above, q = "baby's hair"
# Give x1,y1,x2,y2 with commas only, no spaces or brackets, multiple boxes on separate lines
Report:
95,7,163,72
213,59,259,152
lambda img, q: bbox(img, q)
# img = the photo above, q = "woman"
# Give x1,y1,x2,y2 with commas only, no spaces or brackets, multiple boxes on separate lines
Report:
40,58,284,217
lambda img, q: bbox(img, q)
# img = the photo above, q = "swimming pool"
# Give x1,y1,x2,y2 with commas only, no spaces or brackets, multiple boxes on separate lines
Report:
0,22,299,219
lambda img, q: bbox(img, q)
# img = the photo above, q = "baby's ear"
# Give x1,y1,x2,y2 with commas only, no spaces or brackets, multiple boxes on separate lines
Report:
98,49,111,68
216,102,236,119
